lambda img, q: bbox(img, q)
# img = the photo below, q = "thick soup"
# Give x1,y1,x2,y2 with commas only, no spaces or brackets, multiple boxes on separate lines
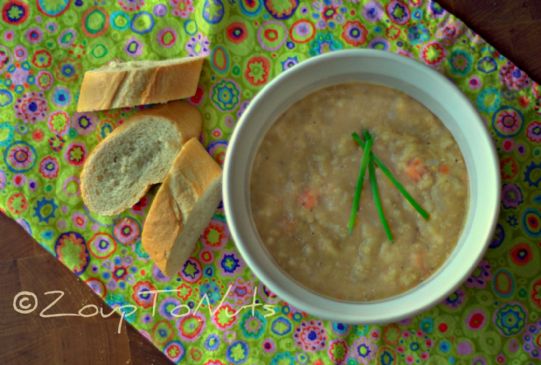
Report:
250,83,468,301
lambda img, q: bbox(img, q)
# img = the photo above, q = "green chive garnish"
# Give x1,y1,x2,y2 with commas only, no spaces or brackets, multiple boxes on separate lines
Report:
347,131,374,233
351,132,430,221
368,150,394,242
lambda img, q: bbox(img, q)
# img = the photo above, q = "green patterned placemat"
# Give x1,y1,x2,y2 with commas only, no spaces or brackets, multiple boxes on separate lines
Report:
1,0,541,363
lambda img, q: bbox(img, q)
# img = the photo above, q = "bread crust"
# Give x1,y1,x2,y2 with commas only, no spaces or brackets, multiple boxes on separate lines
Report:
77,71,127,112
79,100,202,216
142,138,222,276
76,56,206,112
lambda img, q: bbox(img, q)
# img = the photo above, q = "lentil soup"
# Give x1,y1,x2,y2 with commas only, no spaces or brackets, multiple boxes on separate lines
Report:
250,83,469,301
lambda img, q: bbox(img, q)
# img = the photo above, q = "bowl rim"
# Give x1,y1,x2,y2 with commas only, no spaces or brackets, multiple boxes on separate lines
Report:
223,49,501,323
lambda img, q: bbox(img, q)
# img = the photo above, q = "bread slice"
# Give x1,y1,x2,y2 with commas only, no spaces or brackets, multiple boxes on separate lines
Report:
142,138,222,277
76,56,206,112
80,101,202,216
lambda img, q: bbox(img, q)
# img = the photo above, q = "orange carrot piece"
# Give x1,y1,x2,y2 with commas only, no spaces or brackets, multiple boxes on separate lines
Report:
438,164,450,174
298,190,317,209
405,158,427,182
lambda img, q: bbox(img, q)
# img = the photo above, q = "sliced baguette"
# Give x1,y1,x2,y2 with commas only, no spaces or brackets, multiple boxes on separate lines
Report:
80,101,202,216
77,56,206,112
142,138,222,277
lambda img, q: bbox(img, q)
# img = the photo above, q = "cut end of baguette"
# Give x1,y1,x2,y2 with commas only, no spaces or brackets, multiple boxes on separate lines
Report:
80,101,202,216
142,138,222,277
80,116,177,215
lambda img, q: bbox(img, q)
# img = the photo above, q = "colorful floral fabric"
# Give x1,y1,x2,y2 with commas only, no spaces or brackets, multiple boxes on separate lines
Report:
1,0,541,364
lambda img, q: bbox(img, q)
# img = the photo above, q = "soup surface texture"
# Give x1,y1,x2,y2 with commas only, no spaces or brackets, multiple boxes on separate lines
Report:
250,83,469,301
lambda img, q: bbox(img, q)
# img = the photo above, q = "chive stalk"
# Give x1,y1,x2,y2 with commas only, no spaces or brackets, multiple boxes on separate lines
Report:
347,132,374,233
351,132,430,220
368,151,394,242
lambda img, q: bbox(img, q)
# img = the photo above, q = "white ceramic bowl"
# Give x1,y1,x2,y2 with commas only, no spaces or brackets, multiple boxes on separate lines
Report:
223,49,500,323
